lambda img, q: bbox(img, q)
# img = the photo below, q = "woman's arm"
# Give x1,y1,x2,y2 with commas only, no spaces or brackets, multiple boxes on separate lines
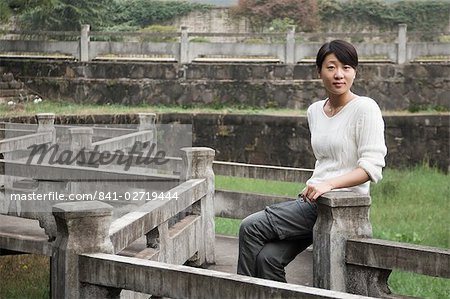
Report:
301,167,370,201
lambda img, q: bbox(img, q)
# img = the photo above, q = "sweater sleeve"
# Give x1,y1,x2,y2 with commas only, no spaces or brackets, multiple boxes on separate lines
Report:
355,99,387,183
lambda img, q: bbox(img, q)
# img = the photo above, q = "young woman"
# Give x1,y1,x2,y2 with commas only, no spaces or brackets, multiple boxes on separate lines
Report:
237,40,387,282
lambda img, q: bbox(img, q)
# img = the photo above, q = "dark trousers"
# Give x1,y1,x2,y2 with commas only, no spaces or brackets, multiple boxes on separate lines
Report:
237,197,318,282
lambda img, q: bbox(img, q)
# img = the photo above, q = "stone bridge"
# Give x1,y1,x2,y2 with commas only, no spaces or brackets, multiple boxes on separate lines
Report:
0,114,448,298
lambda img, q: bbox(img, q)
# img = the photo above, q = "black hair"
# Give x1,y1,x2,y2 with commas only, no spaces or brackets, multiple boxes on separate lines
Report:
316,40,358,71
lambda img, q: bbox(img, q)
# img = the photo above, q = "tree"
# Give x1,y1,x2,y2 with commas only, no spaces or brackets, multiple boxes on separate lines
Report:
232,0,319,32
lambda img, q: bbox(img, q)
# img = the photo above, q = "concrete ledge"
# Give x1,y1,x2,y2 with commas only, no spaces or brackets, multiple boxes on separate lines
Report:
79,253,373,299
0,215,52,256
318,192,371,207
346,238,450,278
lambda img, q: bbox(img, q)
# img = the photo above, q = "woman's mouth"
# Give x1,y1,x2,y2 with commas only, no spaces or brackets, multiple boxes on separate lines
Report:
333,82,345,87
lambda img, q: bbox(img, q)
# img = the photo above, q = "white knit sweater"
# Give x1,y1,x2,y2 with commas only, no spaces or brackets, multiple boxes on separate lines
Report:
306,96,387,195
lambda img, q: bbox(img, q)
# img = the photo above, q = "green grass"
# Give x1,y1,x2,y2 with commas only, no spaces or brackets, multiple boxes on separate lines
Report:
0,254,50,299
0,100,304,118
215,166,450,298
1,100,449,119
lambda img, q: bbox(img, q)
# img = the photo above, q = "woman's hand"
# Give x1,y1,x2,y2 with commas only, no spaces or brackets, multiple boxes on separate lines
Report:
301,182,334,202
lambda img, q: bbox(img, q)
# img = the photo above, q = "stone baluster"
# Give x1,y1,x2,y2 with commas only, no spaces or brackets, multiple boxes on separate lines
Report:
313,191,372,292
51,201,120,299
68,127,93,155
180,26,189,64
36,112,56,145
397,23,407,64
137,113,157,153
285,25,296,65
180,147,215,265
80,24,90,62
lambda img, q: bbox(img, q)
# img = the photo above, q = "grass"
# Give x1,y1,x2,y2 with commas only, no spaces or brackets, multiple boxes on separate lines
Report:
1,100,449,119
0,100,305,118
0,254,49,299
215,166,450,298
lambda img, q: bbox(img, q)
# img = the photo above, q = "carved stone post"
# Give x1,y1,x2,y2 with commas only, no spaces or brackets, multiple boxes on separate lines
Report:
397,23,407,64
51,201,119,299
313,191,372,292
137,113,157,152
285,25,296,65
68,127,93,154
36,113,56,143
181,147,215,265
180,26,189,64
80,24,90,62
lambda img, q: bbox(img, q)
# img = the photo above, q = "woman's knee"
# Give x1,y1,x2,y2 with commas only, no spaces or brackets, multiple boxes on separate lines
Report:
239,211,264,235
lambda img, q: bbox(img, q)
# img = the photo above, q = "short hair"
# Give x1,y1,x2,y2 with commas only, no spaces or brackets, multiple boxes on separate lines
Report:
316,40,358,71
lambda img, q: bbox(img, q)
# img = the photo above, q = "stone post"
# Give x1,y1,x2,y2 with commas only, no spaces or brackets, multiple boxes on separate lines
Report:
180,147,215,265
285,25,296,65
397,23,407,64
51,201,119,299
67,127,95,198
313,191,372,292
180,26,189,64
68,127,93,154
137,113,156,131
137,113,157,152
80,24,90,62
36,113,56,143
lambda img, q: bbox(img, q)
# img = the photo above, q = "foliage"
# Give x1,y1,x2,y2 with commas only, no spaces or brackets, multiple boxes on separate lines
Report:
269,17,296,33
318,0,450,31
0,0,11,22
5,0,211,31
18,0,109,31
232,0,450,33
105,0,211,29
231,0,319,32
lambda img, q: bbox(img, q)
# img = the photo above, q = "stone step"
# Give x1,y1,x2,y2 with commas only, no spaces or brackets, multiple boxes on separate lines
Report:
0,88,30,97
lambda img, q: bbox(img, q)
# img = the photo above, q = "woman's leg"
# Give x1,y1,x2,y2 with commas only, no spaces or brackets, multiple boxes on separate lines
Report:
237,210,278,277
237,198,317,279
255,238,312,282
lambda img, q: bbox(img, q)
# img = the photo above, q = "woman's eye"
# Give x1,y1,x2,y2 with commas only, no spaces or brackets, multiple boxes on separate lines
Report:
327,66,334,70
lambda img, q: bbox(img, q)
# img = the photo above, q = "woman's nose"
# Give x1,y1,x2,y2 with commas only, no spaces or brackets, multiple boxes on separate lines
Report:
334,68,344,78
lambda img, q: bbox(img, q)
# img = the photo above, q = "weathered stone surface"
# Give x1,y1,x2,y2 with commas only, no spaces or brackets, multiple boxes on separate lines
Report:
51,201,114,299
313,192,372,293
1,59,449,110
2,113,449,172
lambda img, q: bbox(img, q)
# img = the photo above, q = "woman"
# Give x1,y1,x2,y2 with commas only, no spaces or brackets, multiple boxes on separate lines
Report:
237,40,387,282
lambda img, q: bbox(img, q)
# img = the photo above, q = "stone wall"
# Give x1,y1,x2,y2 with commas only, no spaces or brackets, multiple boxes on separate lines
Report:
1,59,449,111
2,113,449,172
170,7,249,34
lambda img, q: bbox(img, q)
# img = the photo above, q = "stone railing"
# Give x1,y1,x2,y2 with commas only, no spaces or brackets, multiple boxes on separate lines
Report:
1,114,449,298
1,24,449,64
1,113,217,298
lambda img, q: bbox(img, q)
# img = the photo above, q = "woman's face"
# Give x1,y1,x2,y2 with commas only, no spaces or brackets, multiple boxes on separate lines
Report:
319,53,356,98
